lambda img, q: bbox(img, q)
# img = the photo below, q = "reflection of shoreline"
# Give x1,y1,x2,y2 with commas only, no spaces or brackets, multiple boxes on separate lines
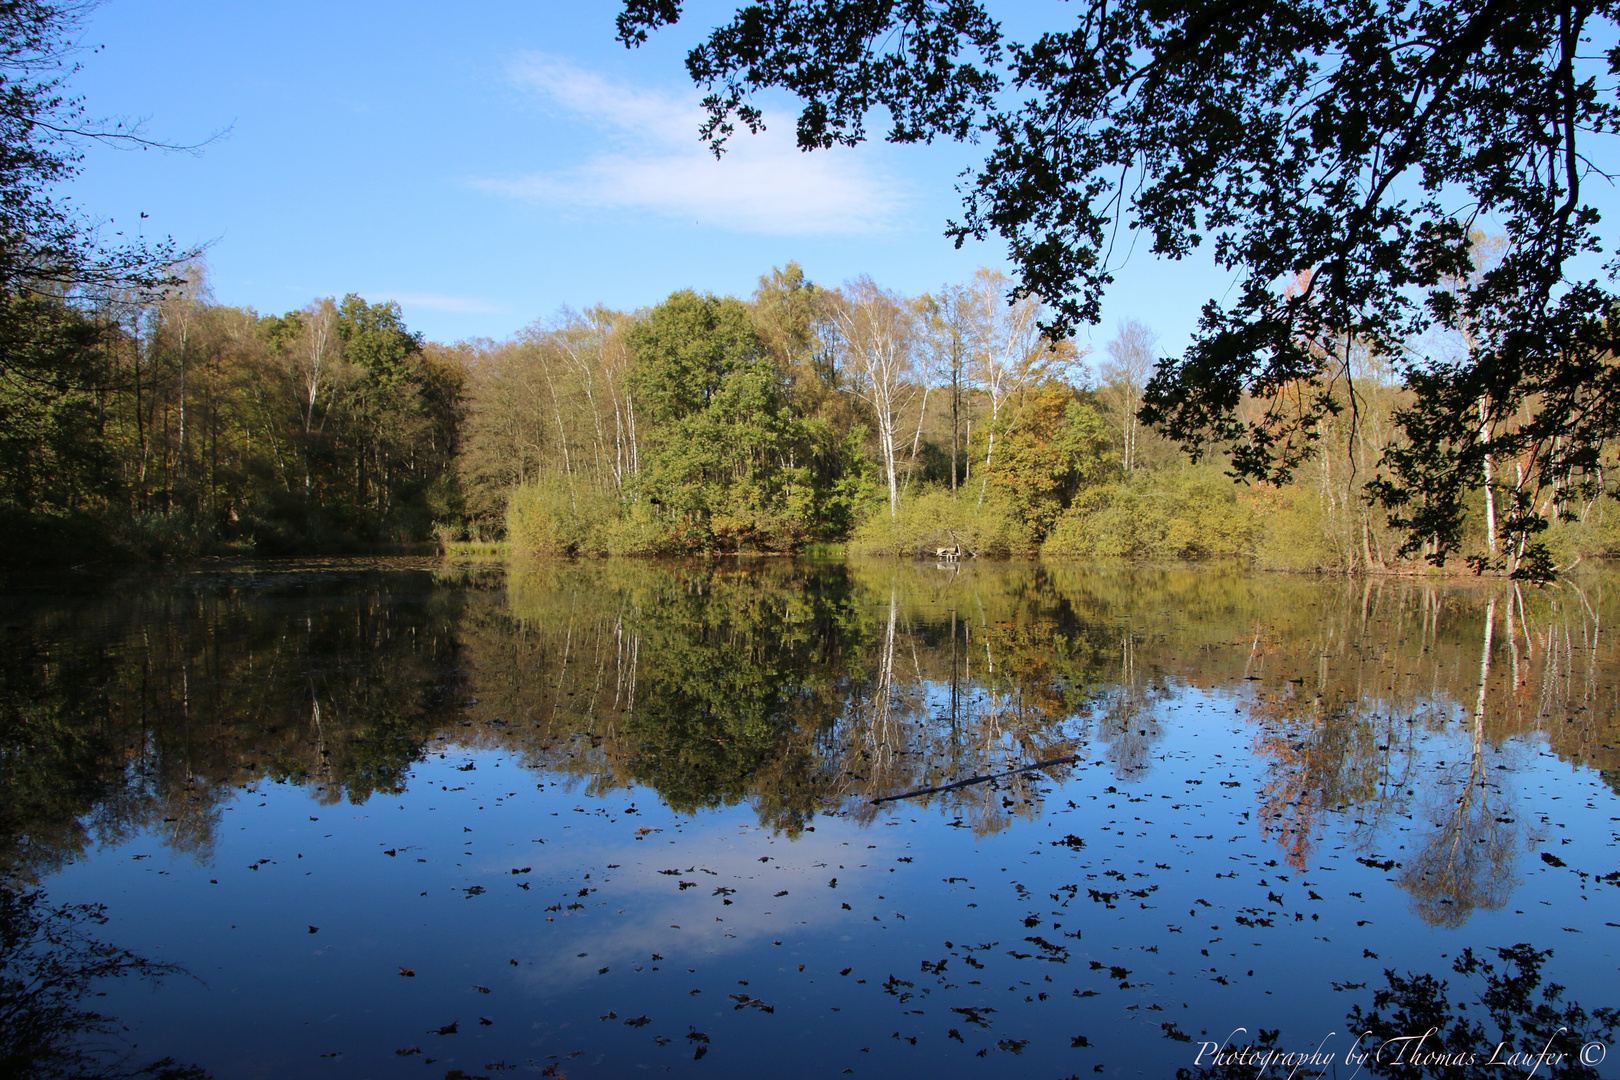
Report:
3,563,1615,919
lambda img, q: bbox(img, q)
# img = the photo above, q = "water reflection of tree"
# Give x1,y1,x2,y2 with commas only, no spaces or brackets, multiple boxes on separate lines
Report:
1095,628,1168,778
7,561,1620,885
502,563,1607,926
480,562,1107,834
0,886,210,1079
825,566,1100,835
0,565,469,879
1251,694,1390,871
618,563,870,822
1399,596,1519,928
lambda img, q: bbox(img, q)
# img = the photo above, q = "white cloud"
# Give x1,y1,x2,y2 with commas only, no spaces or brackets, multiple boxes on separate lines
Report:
480,54,904,236
373,291,507,314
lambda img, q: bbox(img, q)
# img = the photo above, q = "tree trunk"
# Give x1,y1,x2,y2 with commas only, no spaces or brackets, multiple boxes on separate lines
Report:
1480,395,1497,557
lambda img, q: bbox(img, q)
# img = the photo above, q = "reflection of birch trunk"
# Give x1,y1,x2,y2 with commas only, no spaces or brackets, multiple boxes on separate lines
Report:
1567,581,1599,704
612,617,639,713
1506,592,1521,692
539,356,576,510
881,590,896,696
870,591,898,768
550,617,575,725
845,590,902,806
1474,595,1494,768
1398,594,1513,928
310,685,333,787
1100,631,1159,775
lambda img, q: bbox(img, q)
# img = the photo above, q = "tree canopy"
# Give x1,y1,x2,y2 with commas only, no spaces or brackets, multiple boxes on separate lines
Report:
0,1,187,303
617,0,1620,577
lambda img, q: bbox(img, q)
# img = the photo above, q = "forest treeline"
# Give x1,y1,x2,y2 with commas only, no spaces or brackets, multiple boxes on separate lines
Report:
7,261,1620,569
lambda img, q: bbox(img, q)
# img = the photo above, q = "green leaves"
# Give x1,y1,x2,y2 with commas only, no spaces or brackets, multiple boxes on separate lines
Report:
617,1,1006,153
337,295,424,387
627,290,865,549
624,0,1620,575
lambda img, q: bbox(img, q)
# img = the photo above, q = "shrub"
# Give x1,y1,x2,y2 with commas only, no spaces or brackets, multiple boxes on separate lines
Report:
1250,485,1343,571
506,477,663,556
848,484,1035,557
1043,468,1258,559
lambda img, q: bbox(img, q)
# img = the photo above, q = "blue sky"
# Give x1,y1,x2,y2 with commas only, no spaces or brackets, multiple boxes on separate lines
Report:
69,0,1235,356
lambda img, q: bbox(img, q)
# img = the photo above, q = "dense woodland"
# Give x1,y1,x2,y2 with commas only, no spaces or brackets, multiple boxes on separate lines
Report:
7,258,1619,572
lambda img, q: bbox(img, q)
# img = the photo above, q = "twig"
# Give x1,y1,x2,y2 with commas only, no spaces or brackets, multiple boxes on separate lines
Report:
870,755,1082,805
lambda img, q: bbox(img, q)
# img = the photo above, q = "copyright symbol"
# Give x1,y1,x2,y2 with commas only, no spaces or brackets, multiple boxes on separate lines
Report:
1581,1042,1606,1066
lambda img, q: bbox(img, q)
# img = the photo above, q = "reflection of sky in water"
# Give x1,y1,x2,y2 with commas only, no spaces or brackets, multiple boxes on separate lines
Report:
10,563,1620,1077
42,709,1620,1078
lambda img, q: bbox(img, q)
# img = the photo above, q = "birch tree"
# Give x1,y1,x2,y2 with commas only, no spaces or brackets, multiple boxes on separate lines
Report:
833,277,918,518
288,298,341,502
918,283,978,492
966,268,1048,472
1098,319,1157,476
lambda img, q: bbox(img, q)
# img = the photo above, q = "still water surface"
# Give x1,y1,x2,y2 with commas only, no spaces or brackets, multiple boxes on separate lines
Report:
2,559,1617,1078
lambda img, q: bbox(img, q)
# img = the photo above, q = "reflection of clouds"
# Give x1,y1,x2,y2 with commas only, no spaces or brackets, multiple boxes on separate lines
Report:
505,828,869,993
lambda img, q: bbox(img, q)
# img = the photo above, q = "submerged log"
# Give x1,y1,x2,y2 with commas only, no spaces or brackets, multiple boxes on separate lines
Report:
870,755,1082,804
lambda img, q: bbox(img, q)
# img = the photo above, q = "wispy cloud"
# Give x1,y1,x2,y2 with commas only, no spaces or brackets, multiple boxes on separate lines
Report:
479,54,904,236
374,292,507,314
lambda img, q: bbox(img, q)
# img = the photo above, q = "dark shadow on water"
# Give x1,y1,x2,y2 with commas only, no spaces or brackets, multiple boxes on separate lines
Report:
0,886,209,1079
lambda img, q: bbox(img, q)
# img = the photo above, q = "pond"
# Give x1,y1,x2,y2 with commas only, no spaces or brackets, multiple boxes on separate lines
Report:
1,559,1616,1078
